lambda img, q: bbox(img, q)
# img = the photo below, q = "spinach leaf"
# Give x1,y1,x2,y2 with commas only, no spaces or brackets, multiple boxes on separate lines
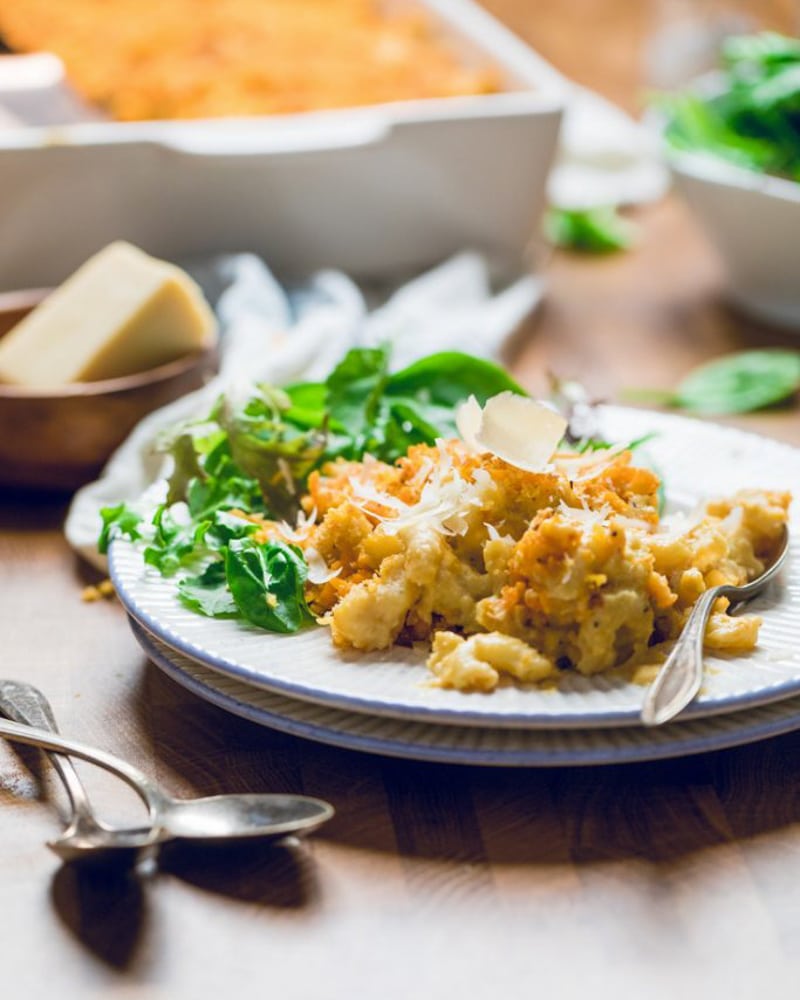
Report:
326,346,389,436
661,31,800,182
283,381,328,428
544,206,636,253
386,352,524,409
624,350,800,414
225,539,314,633
673,349,800,414
178,560,239,618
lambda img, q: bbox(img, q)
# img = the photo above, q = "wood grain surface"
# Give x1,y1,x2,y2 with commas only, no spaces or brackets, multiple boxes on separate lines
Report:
2,4,800,999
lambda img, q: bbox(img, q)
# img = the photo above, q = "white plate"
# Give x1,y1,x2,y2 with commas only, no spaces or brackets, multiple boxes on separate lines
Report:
110,407,800,730
131,617,800,767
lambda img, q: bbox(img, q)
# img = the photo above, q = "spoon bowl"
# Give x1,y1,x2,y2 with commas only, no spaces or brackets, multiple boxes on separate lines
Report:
157,793,333,843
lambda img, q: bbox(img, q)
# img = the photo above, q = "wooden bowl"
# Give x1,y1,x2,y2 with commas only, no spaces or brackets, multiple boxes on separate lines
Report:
0,289,218,492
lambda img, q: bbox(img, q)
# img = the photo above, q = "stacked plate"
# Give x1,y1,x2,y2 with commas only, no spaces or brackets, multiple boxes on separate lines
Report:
110,407,800,767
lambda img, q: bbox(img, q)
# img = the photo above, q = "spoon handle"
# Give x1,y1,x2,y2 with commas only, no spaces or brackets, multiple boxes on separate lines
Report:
640,585,724,727
0,716,162,820
0,681,96,826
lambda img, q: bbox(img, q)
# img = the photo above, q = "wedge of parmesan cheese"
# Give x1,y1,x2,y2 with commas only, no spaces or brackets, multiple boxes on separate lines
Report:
0,242,217,386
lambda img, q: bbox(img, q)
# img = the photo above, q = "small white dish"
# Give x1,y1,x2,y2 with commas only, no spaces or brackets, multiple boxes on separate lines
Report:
669,148,800,328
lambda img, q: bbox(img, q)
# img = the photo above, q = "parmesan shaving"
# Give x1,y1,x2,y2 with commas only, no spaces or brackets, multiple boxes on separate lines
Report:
455,395,483,452
349,443,481,536
276,506,318,543
483,522,513,543
657,508,704,539
553,442,630,482
348,477,409,517
455,392,567,472
557,500,611,528
721,506,745,534
304,547,341,585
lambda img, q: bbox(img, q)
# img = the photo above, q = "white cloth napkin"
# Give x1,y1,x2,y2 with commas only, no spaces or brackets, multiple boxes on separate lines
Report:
65,252,544,567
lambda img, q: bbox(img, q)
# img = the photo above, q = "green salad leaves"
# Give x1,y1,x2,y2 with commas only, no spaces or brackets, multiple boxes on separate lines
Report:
101,346,524,633
662,32,800,181
544,206,637,254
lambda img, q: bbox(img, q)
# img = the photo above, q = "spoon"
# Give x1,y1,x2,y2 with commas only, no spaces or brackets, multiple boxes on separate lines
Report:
641,524,790,726
0,682,334,862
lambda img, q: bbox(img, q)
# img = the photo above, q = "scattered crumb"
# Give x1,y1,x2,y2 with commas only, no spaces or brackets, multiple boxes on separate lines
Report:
81,579,116,602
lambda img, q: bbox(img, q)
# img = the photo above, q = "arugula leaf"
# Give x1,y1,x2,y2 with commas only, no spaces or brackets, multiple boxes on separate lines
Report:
219,390,327,520
283,382,328,428
574,433,656,454
225,539,313,632
544,206,637,253
205,509,260,546
143,504,204,574
98,503,143,554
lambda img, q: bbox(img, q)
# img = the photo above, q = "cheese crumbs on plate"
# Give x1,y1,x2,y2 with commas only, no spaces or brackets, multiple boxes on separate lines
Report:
243,438,791,692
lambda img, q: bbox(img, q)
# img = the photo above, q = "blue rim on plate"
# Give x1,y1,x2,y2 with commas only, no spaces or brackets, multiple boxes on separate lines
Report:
131,616,800,768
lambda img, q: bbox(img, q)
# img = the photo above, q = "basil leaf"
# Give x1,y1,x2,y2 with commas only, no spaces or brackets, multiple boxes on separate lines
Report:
674,349,800,414
178,560,239,618
225,539,313,633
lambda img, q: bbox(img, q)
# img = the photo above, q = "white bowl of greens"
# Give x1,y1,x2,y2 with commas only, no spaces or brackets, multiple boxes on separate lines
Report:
659,32,800,328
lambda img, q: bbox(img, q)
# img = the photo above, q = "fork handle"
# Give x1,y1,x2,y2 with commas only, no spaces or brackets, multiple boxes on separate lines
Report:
0,681,97,826
640,585,726,726
0,715,161,822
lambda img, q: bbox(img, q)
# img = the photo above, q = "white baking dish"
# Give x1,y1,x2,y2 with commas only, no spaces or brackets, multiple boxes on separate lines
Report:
0,0,565,290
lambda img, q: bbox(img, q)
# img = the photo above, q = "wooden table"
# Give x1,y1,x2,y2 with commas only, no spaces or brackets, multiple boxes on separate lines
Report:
2,6,800,999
